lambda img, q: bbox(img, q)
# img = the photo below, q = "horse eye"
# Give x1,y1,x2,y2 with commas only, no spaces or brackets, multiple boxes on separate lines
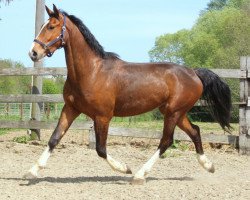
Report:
48,26,54,30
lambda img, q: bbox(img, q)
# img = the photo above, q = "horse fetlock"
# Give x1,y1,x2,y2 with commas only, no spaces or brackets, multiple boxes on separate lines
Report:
96,146,107,159
48,138,59,150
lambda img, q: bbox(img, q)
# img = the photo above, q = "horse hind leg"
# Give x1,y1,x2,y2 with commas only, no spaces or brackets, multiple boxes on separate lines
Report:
177,115,215,173
132,111,180,184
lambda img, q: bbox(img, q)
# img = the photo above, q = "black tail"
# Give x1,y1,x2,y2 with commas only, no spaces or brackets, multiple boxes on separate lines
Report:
195,68,232,131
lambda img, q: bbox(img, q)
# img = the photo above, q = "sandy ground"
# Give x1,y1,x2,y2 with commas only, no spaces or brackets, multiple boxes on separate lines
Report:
0,130,249,200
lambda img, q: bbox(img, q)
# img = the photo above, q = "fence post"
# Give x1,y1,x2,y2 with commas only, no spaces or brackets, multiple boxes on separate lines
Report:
31,0,45,132
5,103,9,116
239,56,250,155
20,103,23,120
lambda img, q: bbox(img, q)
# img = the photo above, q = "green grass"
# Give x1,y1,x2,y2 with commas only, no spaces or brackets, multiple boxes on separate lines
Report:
0,110,239,136
12,135,31,144
0,128,11,136
0,115,22,120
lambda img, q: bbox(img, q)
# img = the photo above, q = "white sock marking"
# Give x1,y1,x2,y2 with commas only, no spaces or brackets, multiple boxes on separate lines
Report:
28,146,51,177
106,154,129,174
197,154,215,173
134,149,160,180
38,146,51,167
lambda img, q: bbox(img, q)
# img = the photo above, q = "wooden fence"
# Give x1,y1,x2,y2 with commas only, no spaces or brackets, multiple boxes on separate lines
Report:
0,56,250,154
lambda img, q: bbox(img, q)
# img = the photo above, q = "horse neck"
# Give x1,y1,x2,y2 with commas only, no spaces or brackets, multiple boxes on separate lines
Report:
64,22,101,82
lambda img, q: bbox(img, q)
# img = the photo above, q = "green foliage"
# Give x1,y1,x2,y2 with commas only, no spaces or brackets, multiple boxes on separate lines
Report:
0,128,10,135
149,29,189,64
205,0,250,11
13,135,31,144
206,0,228,11
42,76,65,94
160,141,189,159
194,7,250,68
150,5,250,69
0,59,31,94
43,79,60,94
54,75,65,93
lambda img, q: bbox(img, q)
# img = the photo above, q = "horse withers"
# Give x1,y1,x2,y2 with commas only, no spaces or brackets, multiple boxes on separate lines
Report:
25,4,232,184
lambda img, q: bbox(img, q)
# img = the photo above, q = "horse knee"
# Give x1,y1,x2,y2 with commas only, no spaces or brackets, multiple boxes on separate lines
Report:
96,145,107,159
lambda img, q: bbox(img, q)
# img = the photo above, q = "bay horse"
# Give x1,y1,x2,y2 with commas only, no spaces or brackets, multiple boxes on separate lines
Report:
25,4,232,184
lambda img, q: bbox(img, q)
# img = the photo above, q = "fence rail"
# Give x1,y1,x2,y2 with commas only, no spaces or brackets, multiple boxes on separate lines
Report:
0,67,66,76
0,57,250,154
0,67,245,78
0,94,63,103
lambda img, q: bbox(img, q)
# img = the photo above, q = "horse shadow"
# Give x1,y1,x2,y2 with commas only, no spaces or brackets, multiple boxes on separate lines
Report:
1,175,194,186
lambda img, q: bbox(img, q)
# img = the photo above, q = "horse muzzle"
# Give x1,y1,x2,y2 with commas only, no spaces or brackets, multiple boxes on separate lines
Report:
29,44,46,62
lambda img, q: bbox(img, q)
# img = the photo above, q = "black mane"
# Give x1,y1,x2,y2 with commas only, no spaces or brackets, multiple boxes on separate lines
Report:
61,11,119,59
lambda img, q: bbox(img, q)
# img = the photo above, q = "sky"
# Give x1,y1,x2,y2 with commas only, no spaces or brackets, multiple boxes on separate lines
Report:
0,0,210,67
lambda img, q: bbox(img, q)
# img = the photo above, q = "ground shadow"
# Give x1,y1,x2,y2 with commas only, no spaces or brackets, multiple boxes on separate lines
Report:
0,175,194,186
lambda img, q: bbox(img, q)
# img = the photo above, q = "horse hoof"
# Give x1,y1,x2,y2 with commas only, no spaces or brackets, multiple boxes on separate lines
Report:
126,165,132,174
208,164,215,173
23,172,37,179
131,178,145,185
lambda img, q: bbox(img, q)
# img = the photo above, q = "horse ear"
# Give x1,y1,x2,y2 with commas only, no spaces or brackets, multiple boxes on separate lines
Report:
52,4,60,18
45,5,53,17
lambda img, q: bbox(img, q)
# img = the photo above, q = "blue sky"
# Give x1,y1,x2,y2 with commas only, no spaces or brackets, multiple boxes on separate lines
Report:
0,0,210,67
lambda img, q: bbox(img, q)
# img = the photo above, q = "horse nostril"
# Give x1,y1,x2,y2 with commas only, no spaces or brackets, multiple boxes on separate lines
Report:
32,50,37,57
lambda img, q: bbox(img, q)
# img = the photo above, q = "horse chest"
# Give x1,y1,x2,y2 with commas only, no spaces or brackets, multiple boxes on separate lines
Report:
64,89,108,117
65,91,92,104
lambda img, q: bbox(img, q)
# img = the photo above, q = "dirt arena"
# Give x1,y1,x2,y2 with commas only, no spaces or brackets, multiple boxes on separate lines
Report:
0,130,249,200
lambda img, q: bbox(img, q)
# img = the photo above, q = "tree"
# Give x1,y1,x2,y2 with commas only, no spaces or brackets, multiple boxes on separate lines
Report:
194,7,250,68
149,1,250,69
206,0,228,11
205,0,249,11
0,0,13,4
149,29,189,64
0,59,31,94
0,0,14,20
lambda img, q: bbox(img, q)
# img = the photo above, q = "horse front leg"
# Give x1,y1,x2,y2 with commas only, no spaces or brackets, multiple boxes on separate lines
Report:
94,116,132,174
23,104,80,179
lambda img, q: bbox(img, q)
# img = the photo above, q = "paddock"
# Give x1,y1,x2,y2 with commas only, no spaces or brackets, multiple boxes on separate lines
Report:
1,57,250,153
0,129,249,200
1,2,249,199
